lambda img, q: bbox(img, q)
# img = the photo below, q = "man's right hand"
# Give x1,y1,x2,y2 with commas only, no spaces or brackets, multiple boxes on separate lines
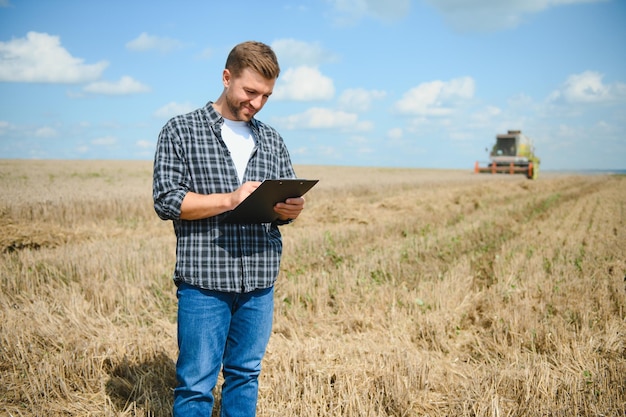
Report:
230,181,261,208
180,181,261,220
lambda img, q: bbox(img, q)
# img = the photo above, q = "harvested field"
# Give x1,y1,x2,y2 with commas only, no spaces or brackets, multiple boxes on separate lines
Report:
1,160,625,416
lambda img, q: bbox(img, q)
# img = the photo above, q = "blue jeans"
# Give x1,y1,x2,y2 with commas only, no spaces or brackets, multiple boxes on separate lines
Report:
173,282,274,417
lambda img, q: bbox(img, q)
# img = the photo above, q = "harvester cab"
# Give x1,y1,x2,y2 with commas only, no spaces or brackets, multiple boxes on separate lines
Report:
475,130,540,179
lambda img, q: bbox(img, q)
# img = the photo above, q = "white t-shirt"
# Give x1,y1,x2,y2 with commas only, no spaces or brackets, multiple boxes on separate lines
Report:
221,119,255,183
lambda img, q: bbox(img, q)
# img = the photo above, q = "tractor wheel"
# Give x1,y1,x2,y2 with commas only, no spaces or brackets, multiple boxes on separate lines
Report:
528,163,540,179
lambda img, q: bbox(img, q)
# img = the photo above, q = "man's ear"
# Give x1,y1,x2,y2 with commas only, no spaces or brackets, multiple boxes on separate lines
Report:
222,69,231,87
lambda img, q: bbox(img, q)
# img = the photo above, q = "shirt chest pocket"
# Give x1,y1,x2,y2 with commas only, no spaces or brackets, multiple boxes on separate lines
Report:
244,146,282,180
187,138,238,194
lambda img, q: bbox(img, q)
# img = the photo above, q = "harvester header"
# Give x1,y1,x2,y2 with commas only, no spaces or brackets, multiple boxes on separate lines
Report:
475,130,540,179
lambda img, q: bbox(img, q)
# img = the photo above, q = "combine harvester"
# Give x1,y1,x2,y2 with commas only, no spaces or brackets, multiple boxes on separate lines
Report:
475,130,540,179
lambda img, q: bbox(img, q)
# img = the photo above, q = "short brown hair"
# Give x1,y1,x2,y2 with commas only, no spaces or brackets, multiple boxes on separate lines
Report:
225,41,280,80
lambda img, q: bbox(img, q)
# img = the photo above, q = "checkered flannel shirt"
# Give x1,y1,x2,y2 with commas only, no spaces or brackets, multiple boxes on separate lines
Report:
153,102,296,293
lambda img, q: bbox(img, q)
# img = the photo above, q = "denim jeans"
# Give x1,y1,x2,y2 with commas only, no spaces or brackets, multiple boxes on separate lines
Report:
173,282,274,417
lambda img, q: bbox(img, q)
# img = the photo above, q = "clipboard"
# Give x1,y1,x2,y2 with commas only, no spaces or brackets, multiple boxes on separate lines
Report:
222,179,319,224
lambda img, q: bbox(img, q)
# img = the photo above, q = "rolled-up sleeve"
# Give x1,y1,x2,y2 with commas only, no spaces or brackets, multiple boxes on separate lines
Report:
153,122,188,221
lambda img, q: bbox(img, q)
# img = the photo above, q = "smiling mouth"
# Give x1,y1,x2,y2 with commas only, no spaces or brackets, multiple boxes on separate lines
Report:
242,105,256,117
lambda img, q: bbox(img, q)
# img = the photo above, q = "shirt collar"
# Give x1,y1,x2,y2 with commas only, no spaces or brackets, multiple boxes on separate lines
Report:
203,101,260,133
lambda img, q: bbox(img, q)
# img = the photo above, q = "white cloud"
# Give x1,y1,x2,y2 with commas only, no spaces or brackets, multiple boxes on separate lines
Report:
328,0,411,25
154,101,195,119
0,32,108,83
317,145,341,159
34,126,58,138
271,39,339,67
274,107,372,131
126,32,184,53
469,105,502,127
507,93,536,110
92,136,117,146
136,139,154,149
387,127,403,140
83,76,151,95
548,71,626,104
424,0,607,32
338,88,386,112
289,145,310,157
394,76,475,116
273,66,335,101
448,130,475,141
0,120,13,136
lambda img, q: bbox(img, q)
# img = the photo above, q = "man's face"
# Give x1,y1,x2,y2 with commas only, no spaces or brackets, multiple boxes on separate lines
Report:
223,67,276,122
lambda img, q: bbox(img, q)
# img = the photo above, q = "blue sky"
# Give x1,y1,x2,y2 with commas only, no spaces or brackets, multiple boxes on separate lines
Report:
1,0,625,170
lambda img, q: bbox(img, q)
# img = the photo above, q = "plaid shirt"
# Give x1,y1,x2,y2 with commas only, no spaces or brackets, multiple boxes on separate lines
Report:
153,102,296,293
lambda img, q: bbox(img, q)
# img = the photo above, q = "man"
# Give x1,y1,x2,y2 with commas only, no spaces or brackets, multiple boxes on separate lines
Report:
153,41,305,417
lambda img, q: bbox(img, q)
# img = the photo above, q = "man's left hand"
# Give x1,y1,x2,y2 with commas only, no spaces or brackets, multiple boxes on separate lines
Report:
274,197,305,222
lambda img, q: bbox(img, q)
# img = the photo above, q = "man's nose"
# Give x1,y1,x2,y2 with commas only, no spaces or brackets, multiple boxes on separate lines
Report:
250,94,264,109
